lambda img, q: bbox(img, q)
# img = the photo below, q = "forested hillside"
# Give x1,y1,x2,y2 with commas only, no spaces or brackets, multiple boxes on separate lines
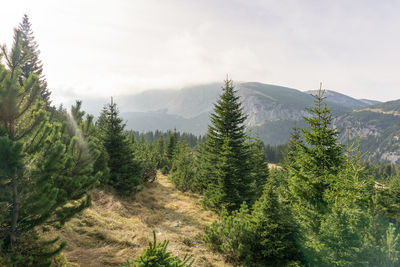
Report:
2,15,400,267
118,83,400,163
116,82,375,140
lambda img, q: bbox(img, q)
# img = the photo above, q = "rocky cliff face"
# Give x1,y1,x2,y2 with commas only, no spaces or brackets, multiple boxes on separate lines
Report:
118,81,400,163
334,109,400,163
242,100,310,126
239,91,310,126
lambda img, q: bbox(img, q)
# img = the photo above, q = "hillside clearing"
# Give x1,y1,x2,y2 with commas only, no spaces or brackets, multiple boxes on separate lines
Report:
50,172,231,267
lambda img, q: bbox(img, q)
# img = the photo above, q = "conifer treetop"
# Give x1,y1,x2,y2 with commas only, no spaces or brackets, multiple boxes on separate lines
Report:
208,78,247,144
18,14,50,105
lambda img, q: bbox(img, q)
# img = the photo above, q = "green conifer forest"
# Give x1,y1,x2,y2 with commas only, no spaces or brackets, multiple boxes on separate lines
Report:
1,13,400,267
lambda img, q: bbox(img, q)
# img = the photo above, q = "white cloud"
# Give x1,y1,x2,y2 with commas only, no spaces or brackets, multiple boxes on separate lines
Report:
1,0,400,106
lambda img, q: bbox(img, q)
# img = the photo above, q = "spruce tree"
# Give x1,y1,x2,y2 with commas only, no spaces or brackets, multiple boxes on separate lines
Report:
194,141,212,192
170,139,196,191
164,130,178,173
133,134,157,183
123,231,194,266
18,14,51,106
0,30,100,262
283,125,301,169
199,78,251,212
204,180,302,266
251,180,302,266
155,135,166,169
287,84,344,233
247,138,269,202
69,101,110,185
315,204,370,266
97,98,141,194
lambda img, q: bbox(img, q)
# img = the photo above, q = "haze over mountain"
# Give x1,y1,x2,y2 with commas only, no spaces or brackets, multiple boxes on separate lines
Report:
72,81,400,164
305,89,375,110
72,81,400,163
114,82,374,130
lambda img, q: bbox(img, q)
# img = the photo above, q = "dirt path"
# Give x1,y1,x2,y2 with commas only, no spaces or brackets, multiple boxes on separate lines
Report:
54,172,231,267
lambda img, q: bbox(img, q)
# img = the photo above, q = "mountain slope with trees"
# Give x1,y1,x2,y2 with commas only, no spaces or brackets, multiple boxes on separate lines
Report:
334,103,400,163
118,82,372,138
3,13,400,267
116,82,400,163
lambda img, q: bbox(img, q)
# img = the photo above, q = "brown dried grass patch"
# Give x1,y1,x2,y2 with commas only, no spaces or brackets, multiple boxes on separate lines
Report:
50,172,230,267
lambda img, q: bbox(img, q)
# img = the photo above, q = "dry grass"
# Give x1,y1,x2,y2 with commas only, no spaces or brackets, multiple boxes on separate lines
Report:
49,172,231,267
268,163,282,169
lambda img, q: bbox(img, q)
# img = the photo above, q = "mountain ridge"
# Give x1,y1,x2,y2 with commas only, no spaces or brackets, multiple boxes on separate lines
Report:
95,81,398,163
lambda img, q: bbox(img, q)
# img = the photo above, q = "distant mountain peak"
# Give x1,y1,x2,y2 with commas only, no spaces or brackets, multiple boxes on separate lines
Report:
304,89,376,110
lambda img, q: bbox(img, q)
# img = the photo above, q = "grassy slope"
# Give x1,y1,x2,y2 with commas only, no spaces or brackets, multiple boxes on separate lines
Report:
52,172,230,267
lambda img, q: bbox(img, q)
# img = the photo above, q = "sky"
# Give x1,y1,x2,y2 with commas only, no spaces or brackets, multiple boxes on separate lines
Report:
1,0,400,106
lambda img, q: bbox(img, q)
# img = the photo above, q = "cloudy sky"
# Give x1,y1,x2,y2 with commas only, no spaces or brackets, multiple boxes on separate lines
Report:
1,0,400,106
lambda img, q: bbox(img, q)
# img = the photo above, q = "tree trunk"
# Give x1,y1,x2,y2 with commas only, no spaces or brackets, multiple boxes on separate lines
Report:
10,175,19,250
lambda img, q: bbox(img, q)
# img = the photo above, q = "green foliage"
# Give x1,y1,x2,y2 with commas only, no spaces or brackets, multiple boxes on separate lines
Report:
283,126,302,169
203,204,255,264
154,135,167,169
303,204,400,267
251,180,302,266
203,137,242,211
161,166,169,176
380,223,400,267
69,100,110,185
18,14,51,107
122,231,194,267
373,173,400,227
264,143,287,164
132,135,157,183
164,130,178,174
282,86,400,266
192,141,209,193
314,205,370,266
204,181,302,266
198,78,253,212
366,162,400,183
247,138,269,202
0,28,99,264
287,86,344,233
97,99,142,195
170,139,197,191
386,175,400,223
129,130,204,148
0,232,67,266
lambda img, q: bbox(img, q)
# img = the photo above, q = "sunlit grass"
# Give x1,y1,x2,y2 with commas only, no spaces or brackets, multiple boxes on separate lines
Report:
47,172,230,266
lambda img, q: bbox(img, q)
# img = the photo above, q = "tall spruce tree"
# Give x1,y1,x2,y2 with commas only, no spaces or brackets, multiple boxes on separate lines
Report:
97,98,141,194
0,30,99,263
18,14,51,106
199,78,251,212
287,84,344,233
